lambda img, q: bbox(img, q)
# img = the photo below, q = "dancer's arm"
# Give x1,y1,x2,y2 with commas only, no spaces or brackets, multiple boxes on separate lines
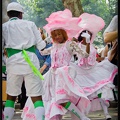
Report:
104,31,118,43
66,41,89,58
40,46,52,55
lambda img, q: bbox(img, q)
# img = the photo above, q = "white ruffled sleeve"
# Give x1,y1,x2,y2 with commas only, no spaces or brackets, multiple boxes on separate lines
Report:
66,41,89,58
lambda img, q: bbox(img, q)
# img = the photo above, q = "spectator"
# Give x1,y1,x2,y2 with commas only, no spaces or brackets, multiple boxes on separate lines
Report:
36,40,52,75
103,15,118,65
103,15,118,101
38,27,46,40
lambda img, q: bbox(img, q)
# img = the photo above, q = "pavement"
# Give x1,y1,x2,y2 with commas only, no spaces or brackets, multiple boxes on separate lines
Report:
11,101,118,120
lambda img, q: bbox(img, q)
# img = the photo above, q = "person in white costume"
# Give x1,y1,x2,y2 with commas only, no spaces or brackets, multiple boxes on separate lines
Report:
21,9,91,120
57,13,118,120
2,2,46,120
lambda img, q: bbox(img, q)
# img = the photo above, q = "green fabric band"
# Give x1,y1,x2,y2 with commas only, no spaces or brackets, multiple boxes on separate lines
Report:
65,102,80,118
42,115,45,120
71,109,80,118
98,93,102,98
5,100,15,108
34,100,44,108
115,91,118,93
22,50,44,80
64,101,71,109
10,17,18,21
2,66,6,73
5,116,9,120
6,46,36,58
6,45,44,80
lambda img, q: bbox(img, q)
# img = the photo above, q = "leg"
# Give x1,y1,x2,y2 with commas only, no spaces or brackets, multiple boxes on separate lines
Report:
113,74,118,101
3,73,23,120
4,94,17,120
31,96,45,120
99,98,112,120
24,73,45,120
60,102,90,120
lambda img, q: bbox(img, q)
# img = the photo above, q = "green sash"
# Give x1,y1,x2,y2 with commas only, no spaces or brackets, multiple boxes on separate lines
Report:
6,46,35,58
2,66,6,73
6,46,44,80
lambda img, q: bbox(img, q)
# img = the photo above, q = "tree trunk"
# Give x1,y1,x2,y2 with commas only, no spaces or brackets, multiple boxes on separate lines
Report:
2,0,10,23
62,0,84,17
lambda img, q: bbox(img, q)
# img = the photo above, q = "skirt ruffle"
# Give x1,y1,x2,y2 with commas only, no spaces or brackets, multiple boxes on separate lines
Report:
21,59,118,120
42,68,90,120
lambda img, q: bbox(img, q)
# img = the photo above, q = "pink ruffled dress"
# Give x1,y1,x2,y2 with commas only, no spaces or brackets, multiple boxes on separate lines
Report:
57,43,118,113
21,41,90,120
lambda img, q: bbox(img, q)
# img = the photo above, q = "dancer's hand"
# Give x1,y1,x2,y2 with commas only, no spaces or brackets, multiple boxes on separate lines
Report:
81,31,90,43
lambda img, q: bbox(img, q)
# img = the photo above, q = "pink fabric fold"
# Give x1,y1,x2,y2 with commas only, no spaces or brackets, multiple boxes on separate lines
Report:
83,68,118,93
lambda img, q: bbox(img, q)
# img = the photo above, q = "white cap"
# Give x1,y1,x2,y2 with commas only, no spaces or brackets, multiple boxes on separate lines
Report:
7,2,24,13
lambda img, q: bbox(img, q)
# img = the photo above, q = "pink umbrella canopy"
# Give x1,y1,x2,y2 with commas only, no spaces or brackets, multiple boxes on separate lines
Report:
75,13,105,43
43,9,82,40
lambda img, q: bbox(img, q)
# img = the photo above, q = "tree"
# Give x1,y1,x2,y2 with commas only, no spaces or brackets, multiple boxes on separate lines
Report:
2,0,10,23
17,0,64,27
81,0,117,29
62,0,83,17
107,0,118,15
15,0,117,47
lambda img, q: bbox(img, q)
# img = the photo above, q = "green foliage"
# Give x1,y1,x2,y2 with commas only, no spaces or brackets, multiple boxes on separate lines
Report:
81,0,117,47
81,0,117,30
17,0,64,27
16,0,117,47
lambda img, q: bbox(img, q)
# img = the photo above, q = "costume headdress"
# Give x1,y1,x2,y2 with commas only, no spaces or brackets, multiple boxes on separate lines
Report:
43,9,82,40
75,13,105,43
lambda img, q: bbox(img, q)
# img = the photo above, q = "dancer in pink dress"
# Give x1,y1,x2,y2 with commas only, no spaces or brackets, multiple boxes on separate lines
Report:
57,13,118,120
22,11,117,120
21,9,91,120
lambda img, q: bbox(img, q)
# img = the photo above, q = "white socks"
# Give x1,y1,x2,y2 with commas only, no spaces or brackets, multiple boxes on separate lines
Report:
4,100,15,120
4,107,15,120
99,98,111,118
34,107,45,120
34,100,45,120
65,102,90,120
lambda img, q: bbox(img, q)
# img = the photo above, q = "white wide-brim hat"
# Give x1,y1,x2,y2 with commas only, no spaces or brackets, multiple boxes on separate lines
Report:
7,2,24,13
75,13,105,43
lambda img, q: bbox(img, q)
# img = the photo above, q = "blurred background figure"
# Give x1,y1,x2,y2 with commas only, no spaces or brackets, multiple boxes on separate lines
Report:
38,27,46,40
103,15,118,102
36,28,52,75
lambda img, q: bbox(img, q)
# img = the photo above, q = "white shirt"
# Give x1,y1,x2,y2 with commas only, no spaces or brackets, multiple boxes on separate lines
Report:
2,17,46,74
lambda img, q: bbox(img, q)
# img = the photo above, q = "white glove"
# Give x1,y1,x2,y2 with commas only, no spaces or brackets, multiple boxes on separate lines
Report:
81,31,90,43
44,36,52,44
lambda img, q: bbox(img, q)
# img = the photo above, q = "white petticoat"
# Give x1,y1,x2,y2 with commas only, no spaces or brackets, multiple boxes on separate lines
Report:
59,59,117,113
